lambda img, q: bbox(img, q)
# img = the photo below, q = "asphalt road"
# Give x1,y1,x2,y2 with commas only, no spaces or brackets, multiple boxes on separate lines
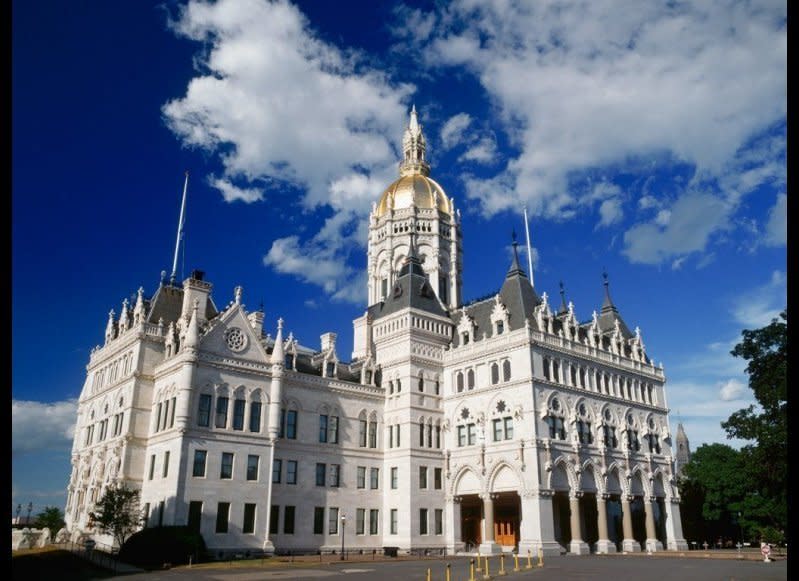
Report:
111,554,787,581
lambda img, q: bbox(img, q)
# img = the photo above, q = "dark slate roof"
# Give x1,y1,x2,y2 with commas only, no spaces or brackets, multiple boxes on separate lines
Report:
145,282,218,325
369,244,450,320
597,274,633,339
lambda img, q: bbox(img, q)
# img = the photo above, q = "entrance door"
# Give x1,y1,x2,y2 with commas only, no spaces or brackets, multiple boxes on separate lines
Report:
460,498,482,548
495,520,517,547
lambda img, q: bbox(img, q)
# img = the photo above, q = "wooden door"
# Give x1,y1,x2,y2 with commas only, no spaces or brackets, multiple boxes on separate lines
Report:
495,519,517,547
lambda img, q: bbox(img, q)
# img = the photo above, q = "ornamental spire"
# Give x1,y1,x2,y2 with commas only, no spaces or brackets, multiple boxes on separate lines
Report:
271,318,285,365
399,105,430,177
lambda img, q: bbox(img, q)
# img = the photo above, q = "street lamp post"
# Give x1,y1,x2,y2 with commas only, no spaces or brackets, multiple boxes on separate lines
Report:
738,512,744,550
340,514,346,561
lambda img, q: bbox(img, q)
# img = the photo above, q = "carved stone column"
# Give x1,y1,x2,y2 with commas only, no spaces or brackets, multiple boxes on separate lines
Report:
594,493,616,554
644,496,664,552
621,495,640,552
568,491,590,555
478,493,501,555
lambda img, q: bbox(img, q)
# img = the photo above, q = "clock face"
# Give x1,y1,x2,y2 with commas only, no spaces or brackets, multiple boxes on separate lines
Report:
224,327,248,352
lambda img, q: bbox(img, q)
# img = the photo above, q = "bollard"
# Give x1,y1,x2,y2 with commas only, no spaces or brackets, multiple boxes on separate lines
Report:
513,553,520,572
498,553,506,576
476,554,482,572
538,547,544,567
483,556,491,580
446,562,452,581
426,567,431,581
470,558,476,581
526,550,532,569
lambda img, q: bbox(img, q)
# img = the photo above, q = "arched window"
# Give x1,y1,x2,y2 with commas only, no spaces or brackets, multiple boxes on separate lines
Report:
456,372,464,393
543,357,551,381
601,408,618,448
570,365,577,386
502,360,511,382
389,380,394,395
553,360,560,383
496,320,504,335
545,397,566,440
418,373,424,392
359,411,368,447
368,412,378,448
396,378,402,392
490,363,499,385
467,369,475,390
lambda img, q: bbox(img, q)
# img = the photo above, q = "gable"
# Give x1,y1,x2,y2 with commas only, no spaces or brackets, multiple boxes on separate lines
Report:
198,307,269,364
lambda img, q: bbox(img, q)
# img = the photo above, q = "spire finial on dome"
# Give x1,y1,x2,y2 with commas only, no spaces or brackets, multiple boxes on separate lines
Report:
400,105,430,177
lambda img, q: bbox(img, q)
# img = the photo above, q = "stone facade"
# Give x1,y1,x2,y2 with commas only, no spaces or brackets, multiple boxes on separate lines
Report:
64,108,688,556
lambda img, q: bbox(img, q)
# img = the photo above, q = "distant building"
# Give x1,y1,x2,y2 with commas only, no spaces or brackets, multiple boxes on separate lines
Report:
64,108,688,557
674,423,691,477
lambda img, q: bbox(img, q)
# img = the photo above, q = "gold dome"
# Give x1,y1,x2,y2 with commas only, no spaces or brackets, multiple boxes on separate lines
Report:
375,174,450,218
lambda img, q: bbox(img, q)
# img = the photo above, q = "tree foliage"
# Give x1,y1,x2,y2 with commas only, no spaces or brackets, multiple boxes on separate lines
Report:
34,506,65,532
88,484,141,548
722,309,787,537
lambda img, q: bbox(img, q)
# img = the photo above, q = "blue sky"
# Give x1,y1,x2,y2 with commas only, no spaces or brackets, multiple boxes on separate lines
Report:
12,0,786,513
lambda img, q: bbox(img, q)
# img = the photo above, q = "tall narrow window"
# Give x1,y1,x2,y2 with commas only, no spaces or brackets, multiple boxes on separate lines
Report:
198,394,211,427
187,501,202,533
396,424,401,447
370,468,379,490
436,425,441,448
314,507,325,534
467,423,476,446
233,399,245,430
215,396,229,428
391,467,398,489
163,451,170,478
467,369,475,390
328,415,339,444
330,464,341,487
419,421,425,447
286,409,297,439
247,455,259,481
316,463,326,486
357,466,366,489
283,506,295,534
456,372,464,393
286,460,297,484
369,419,377,448
419,508,428,535
390,509,398,534
169,397,176,427
329,507,339,534
319,414,328,443
220,452,234,479
272,459,282,483
418,374,424,392
359,417,368,447
491,363,499,385
242,503,256,534
434,509,443,534
215,502,230,533
192,450,207,477
269,506,279,535
155,403,162,432
503,360,511,382
434,467,442,490
249,401,261,432
148,454,155,480
369,509,379,535
356,508,365,535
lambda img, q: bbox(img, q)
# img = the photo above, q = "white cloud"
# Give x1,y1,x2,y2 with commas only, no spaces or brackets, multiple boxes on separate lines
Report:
163,0,415,300
597,198,622,228
459,136,497,164
12,399,77,455
718,378,747,402
731,270,786,328
440,113,472,149
764,193,786,246
408,0,786,258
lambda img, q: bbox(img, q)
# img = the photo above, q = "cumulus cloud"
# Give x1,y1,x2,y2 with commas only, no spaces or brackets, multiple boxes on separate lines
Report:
764,193,787,246
163,0,415,301
597,198,623,228
459,136,497,164
718,378,747,402
12,399,77,455
440,113,472,149
403,0,786,260
731,270,786,329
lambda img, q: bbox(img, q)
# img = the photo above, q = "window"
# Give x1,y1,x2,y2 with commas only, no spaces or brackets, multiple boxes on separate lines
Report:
216,502,230,533
243,503,256,534
647,433,661,454
247,455,259,481
503,360,511,382
457,425,466,447
496,320,504,335
388,425,393,448
390,509,398,534
198,394,211,426
220,452,234,479
546,416,566,440
319,415,328,443
468,423,476,445
169,397,176,427
627,429,641,452
370,468,379,490
233,399,245,430
285,409,297,439
269,506,279,535
434,379,440,395
419,421,425,446
467,369,475,390
434,509,443,535
314,507,325,534
491,363,499,385
250,401,261,432
436,425,441,448
603,425,618,448
316,463,326,486
456,372,464,393
504,417,513,439
391,467,398,489
284,354,293,369
396,424,401,446
434,468,442,490
155,403,162,433
329,507,339,534
284,506,295,534
326,361,336,377
493,419,503,441
492,417,513,441
370,509,379,535
420,508,428,535
193,450,207,477
187,501,202,533
148,454,155,480
368,419,377,448
215,396,229,428
328,415,339,444
577,420,593,444
356,508,365,535
357,466,366,489
418,375,424,392
419,466,428,489
359,418,368,447
158,500,165,526
330,464,341,487
462,332,469,345
543,357,551,381
287,460,297,484
272,459,282,483
396,379,401,392
163,451,170,478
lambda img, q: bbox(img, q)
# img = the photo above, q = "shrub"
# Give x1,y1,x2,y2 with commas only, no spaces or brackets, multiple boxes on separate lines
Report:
118,526,207,569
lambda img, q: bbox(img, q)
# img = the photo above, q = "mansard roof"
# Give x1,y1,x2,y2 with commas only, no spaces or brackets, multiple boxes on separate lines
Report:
145,281,218,325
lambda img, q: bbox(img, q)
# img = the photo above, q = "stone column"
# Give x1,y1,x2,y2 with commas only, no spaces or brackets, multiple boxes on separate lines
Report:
595,494,615,553
518,490,562,557
621,495,640,552
479,493,501,555
664,498,689,550
444,495,464,554
568,492,590,554
644,497,664,552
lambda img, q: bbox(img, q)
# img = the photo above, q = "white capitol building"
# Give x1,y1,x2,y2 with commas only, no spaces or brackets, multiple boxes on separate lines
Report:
65,107,688,557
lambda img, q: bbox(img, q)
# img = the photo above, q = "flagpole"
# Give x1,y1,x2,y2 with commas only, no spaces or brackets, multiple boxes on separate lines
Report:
523,205,534,287
170,171,189,284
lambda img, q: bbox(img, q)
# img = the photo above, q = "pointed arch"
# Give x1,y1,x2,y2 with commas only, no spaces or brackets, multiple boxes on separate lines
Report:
549,455,579,491
450,465,484,496
487,460,524,493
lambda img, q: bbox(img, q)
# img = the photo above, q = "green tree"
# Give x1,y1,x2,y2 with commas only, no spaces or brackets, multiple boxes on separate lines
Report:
88,484,142,548
722,309,787,537
34,506,65,532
